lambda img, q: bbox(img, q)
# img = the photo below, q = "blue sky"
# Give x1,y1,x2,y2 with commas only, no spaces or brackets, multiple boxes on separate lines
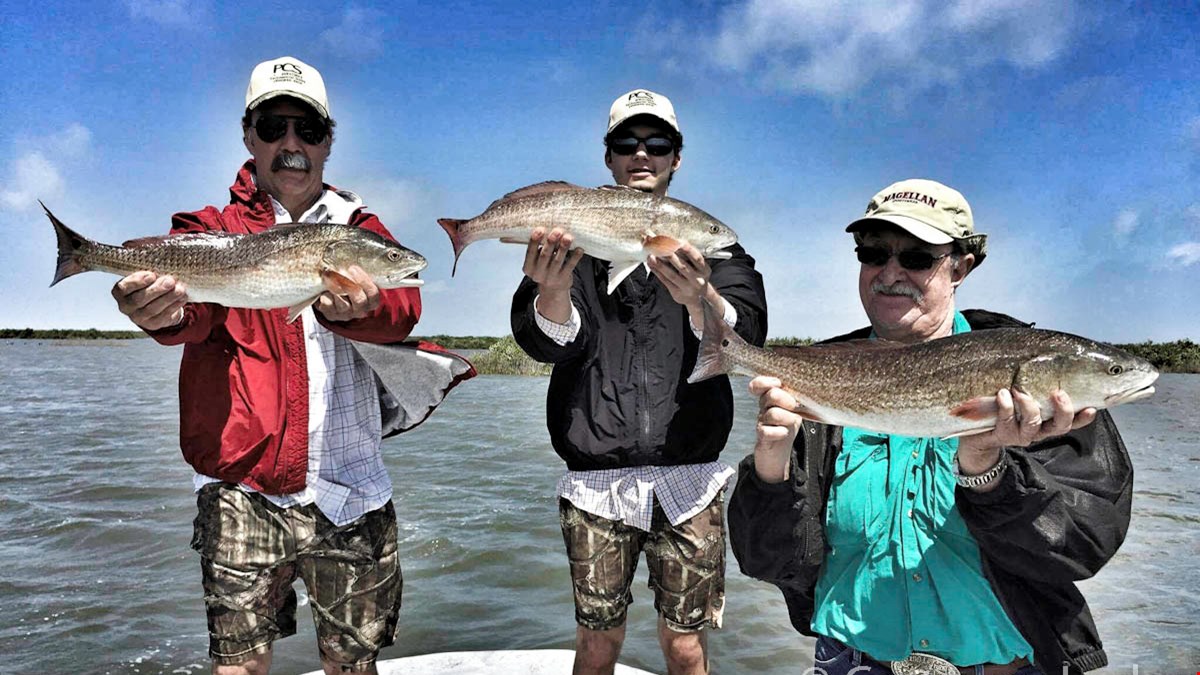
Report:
1,0,1197,342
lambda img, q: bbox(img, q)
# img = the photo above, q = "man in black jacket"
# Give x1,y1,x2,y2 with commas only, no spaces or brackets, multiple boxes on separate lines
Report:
728,178,1132,675
511,89,768,675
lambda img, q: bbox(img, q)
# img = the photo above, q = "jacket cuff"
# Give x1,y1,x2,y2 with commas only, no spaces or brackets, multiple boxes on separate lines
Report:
739,455,796,495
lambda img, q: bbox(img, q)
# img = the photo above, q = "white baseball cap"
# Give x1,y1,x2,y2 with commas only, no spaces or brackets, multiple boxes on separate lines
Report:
607,89,680,138
245,56,331,120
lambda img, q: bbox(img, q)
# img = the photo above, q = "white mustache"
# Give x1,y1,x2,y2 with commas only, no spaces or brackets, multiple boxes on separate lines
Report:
272,152,310,171
872,281,923,303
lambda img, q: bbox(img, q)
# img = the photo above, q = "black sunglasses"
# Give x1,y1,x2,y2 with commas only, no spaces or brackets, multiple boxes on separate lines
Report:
254,113,329,145
855,245,951,271
609,135,675,157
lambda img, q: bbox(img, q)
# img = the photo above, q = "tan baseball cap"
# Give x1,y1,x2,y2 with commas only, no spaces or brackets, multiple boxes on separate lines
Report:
607,89,680,137
245,56,331,120
846,178,988,265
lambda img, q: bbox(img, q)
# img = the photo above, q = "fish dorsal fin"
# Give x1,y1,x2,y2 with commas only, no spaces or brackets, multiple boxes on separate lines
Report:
597,184,642,192
121,231,241,248
606,260,643,294
493,181,586,206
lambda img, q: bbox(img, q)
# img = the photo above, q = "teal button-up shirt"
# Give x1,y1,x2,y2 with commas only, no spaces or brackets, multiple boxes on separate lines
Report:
811,311,1033,665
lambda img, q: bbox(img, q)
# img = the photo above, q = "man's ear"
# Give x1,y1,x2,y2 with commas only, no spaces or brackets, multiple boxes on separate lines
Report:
671,151,682,173
243,128,254,154
951,252,976,287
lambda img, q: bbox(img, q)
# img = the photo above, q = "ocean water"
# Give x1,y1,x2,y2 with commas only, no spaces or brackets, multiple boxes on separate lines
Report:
0,339,1196,674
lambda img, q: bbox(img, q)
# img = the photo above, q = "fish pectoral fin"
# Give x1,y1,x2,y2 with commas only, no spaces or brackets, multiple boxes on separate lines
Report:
790,399,831,425
321,268,364,295
606,260,643,294
940,427,995,440
498,236,529,245
949,396,999,421
642,234,684,256
286,295,322,323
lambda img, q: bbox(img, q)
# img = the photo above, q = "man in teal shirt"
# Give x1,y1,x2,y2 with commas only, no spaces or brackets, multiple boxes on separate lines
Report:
729,179,1133,675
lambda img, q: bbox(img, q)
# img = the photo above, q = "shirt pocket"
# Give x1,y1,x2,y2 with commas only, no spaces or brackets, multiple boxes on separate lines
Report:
825,435,888,545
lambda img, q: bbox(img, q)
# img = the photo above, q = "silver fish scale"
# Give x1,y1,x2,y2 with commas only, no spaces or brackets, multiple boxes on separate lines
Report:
460,188,729,261
77,225,371,309
724,328,1153,437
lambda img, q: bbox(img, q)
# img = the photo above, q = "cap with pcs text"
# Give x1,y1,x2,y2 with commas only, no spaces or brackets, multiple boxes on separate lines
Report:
846,178,988,266
245,56,331,121
607,89,681,139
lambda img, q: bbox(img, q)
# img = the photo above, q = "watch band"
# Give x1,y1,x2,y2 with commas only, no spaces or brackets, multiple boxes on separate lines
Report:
954,453,1007,488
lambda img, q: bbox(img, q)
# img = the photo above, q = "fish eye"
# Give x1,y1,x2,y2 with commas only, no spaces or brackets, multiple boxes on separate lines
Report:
1108,364,1124,375
709,225,721,234
721,339,730,347
387,250,401,261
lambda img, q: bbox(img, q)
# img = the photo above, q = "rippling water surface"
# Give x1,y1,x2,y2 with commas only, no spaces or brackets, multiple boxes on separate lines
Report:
1,340,1196,674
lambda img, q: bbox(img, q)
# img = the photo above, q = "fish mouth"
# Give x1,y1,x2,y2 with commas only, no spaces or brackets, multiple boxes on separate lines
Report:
1104,385,1155,406
391,278,424,287
706,250,733,259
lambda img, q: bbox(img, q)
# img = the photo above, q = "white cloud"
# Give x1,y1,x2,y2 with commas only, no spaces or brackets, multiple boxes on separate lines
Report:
125,0,208,26
686,0,1077,98
1113,209,1138,238
0,153,63,211
0,124,92,211
1188,203,1200,225
1166,242,1200,267
320,6,386,58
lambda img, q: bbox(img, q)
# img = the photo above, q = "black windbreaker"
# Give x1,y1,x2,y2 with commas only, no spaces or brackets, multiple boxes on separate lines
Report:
727,309,1133,675
511,244,768,470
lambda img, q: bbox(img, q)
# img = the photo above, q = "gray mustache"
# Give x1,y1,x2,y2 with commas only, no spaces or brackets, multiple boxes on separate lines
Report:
872,281,923,303
272,152,311,172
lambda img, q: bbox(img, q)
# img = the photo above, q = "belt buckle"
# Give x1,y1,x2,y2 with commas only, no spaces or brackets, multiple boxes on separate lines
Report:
890,653,960,675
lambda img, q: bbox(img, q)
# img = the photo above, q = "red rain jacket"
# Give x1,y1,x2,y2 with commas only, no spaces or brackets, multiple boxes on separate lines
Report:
147,160,421,494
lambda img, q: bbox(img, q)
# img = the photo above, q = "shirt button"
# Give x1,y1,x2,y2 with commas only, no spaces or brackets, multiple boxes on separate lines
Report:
913,573,922,582
920,639,930,648
912,451,919,458
908,509,914,518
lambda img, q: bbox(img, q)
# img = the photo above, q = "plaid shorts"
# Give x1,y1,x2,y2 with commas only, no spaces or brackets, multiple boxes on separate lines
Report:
191,483,403,671
558,493,726,633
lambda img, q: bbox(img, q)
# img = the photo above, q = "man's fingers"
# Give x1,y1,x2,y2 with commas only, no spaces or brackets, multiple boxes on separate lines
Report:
748,376,782,397
1044,390,1076,437
112,271,157,300
1071,408,1098,431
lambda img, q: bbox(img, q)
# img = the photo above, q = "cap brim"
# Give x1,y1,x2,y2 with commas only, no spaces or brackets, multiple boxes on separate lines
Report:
247,91,330,121
846,215,954,245
607,112,680,136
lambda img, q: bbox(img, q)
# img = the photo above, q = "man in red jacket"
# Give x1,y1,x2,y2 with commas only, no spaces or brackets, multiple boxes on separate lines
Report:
111,57,420,675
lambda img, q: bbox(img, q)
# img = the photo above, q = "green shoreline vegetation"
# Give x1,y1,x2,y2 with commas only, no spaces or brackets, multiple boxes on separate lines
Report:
4,328,1198,374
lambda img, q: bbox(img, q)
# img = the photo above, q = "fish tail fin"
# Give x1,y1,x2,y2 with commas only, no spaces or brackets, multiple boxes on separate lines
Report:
44,201,90,286
688,295,741,384
437,218,469,276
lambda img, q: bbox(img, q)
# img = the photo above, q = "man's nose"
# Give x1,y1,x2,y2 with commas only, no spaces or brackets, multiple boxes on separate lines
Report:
279,123,304,151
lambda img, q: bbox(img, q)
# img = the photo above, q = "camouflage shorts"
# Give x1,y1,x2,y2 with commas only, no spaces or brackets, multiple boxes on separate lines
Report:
191,483,403,671
558,493,726,633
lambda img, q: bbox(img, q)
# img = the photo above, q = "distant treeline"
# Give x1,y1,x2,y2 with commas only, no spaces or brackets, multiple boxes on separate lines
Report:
4,328,1197,374
0,328,147,340
1115,339,1200,374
